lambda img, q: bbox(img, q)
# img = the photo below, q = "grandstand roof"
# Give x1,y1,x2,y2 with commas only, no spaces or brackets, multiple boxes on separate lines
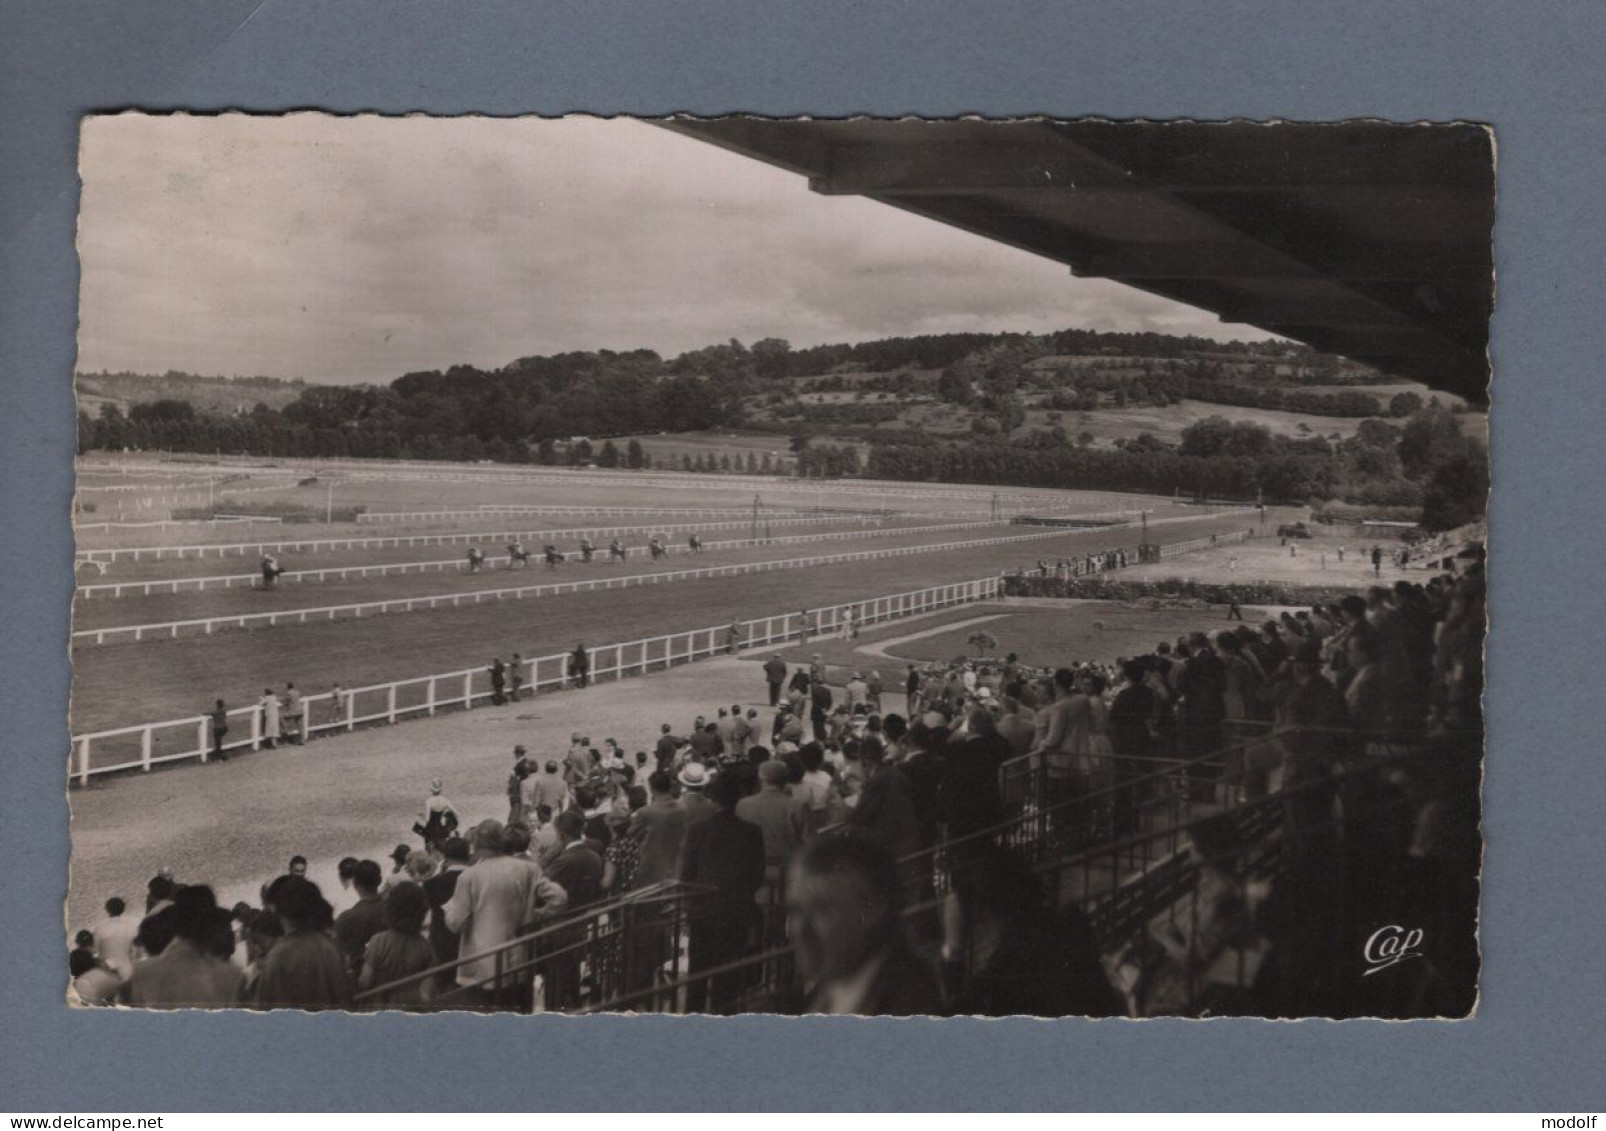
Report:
661,120,1494,405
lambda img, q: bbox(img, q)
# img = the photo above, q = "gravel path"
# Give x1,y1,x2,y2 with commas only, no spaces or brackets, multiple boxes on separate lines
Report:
66,656,775,929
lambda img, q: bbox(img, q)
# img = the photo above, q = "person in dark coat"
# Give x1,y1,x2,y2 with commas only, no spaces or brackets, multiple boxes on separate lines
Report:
898,722,950,849
763,655,789,707
845,739,921,862
1177,632,1227,800
488,657,507,706
332,859,386,979
809,679,834,743
946,845,1122,1018
1108,660,1160,835
423,837,470,965
1265,639,1353,831
787,667,812,698
939,708,1011,844
540,810,605,1011
680,771,766,1013
252,877,349,1011
568,643,590,688
208,699,229,763
788,836,942,1016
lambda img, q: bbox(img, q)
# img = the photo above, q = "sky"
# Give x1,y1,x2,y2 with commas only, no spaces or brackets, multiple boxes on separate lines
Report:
76,114,1275,385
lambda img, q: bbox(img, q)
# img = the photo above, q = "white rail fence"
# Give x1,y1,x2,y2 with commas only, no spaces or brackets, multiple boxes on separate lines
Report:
75,519,1012,598
90,456,1147,504
355,505,862,523
74,513,879,564
77,479,302,503
69,525,1098,644
1157,528,1252,558
69,576,1004,783
73,516,286,534
77,479,222,494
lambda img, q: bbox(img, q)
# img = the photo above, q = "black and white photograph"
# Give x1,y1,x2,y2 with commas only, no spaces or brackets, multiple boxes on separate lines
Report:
64,114,1491,1021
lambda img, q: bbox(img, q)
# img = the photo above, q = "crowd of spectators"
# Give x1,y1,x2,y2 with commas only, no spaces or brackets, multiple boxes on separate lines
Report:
74,550,1484,1017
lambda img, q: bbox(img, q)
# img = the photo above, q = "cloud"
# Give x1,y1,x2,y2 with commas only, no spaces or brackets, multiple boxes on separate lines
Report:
76,115,1275,384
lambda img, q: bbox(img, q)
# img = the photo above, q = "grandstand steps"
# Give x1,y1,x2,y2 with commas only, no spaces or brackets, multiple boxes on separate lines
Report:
1045,802,1224,907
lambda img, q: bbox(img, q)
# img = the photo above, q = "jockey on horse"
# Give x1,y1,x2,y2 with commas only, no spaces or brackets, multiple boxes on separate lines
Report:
506,541,531,568
579,538,596,562
608,538,627,563
648,536,667,561
466,547,485,573
543,543,566,568
688,533,704,554
260,554,284,589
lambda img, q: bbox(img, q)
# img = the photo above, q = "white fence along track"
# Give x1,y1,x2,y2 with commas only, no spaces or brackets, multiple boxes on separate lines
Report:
69,577,1004,783
70,525,1111,644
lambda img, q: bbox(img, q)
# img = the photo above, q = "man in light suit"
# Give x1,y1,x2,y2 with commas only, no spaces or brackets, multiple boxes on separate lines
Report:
442,820,567,1008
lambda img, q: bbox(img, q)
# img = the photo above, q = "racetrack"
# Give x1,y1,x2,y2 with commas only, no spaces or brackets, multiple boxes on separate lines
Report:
68,511,1262,736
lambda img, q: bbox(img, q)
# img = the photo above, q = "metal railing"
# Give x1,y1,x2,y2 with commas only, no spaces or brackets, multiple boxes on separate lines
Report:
908,725,1282,899
582,725,1455,1018
70,526,1095,645
74,519,1010,598
68,576,1003,782
579,730,1283,1015
352,880,713,1012
1063,746,1437,1018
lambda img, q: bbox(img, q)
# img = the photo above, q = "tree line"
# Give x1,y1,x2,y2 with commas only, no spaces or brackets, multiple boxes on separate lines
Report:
866,404,1487,531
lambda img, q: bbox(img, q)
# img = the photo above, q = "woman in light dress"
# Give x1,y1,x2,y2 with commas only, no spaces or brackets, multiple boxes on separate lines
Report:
259,688,282,749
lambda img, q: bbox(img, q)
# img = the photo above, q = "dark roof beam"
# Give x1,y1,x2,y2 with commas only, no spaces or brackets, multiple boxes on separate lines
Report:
1076,242,1489,284
806,142,1127,198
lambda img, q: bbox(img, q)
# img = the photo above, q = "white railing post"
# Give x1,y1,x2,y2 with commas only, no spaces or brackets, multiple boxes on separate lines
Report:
140,728,153,772
463,672,473,708
197,718,209,764
251,706,262,751
426,677,436,717
387,684,398,724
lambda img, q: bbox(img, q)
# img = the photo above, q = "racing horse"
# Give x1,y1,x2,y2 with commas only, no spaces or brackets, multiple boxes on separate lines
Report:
578,538,596,563
607,539,628,563
648,537,668,562
506,542,532,569
688,533,704,554
543,544,567,569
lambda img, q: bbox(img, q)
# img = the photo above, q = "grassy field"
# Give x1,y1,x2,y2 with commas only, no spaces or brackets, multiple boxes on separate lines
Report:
751,382,1487,453
68,511,1260,740
75,374,311,417
72,470,1188,551
767,600,1270,677
610,429,800,471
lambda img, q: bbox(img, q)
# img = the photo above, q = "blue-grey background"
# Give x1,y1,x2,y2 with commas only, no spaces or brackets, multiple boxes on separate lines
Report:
2,0,1602,1112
